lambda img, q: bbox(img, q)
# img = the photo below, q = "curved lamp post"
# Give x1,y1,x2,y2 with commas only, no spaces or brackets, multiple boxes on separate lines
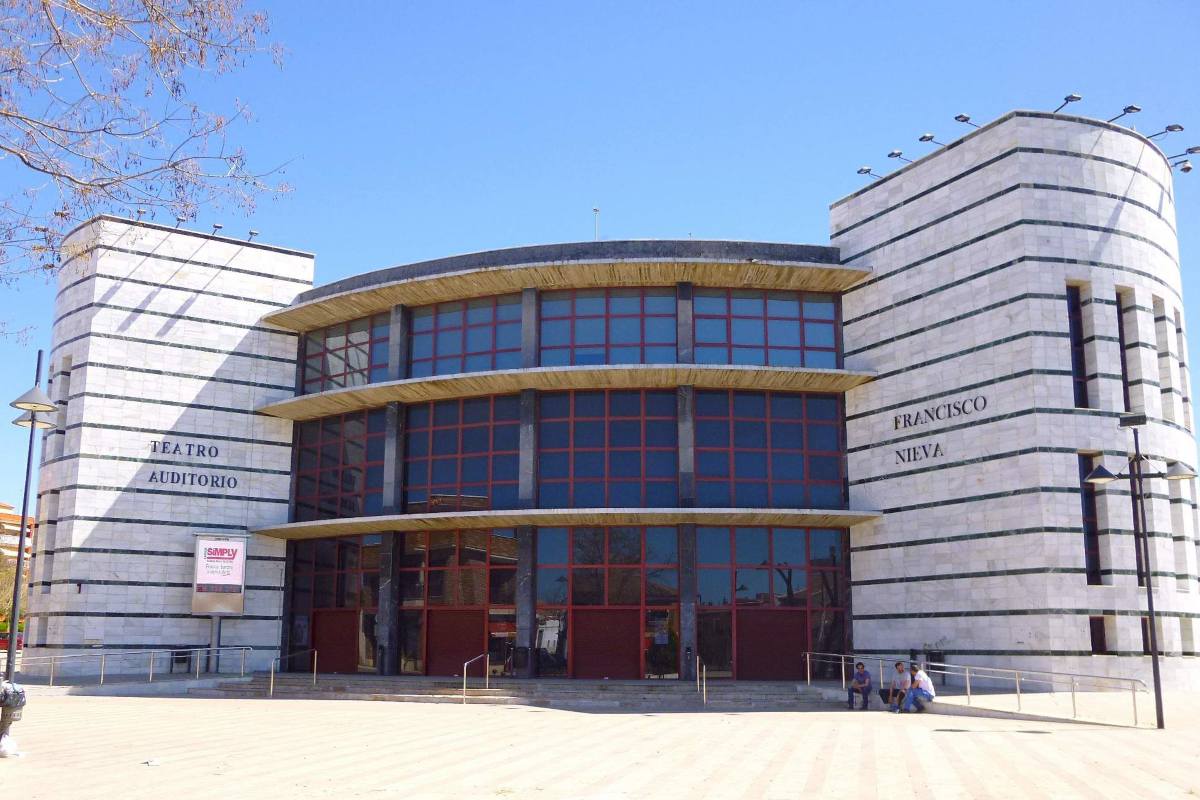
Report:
1,350,56,752
1084,412,1196,730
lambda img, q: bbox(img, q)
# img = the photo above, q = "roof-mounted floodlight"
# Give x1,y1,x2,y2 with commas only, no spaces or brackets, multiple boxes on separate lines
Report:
1053,93,1083,113
1167,146,1200,158
1148,124,1185,140
248,230,260,240
211,223,224,233
1108,104,1142,123
856,166,882,180
887,150,913,163
1172,159,1193,173
919,133,947,147
175,216,187,227
954,114,980,128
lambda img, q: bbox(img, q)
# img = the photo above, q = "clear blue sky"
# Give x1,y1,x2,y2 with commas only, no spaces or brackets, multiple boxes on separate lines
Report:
3,0,1199,506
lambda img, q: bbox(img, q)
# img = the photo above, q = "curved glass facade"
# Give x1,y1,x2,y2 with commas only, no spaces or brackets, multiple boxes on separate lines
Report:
291,389,843,521
286,275,851,679
295,285,844,394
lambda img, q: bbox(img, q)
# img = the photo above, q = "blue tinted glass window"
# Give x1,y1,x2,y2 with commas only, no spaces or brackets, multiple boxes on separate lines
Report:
539,287,677,365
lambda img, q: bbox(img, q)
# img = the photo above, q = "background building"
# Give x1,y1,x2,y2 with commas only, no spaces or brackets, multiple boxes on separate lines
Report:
0,502,34,563
18,110,1200,687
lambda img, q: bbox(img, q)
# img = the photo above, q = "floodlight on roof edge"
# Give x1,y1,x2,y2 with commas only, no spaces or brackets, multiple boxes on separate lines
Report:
954,114,980,128
919,133,947,147
1108,104,1142,123
1147,124,1185,140
856,166,883,180
887,150,913,164
1053,93,1083,113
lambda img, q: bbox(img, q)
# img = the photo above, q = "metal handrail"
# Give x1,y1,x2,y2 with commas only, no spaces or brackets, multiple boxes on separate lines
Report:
268,648,318,697
694,655,707,705
17,646,253,687
461,652,490,704
801,650,1150,725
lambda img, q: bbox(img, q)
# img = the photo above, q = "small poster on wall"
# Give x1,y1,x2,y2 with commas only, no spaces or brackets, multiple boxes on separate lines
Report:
192,535,248,615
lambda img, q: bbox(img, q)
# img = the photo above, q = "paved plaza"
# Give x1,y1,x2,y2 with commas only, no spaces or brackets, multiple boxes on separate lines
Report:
3,693,1200,799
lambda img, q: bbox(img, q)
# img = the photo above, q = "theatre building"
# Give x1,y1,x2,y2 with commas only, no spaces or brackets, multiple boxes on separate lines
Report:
21,110,1200,687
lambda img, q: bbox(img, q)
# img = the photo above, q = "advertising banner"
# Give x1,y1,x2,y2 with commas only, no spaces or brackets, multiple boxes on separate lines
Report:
192,535,248,615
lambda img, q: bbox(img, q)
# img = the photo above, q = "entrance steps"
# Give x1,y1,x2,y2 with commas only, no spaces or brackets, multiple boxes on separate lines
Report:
191,673,833,711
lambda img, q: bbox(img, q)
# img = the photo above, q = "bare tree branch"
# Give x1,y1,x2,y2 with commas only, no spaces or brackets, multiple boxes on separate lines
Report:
0,0,287,308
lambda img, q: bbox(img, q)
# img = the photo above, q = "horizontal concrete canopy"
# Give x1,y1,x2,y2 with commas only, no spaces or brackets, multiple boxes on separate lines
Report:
264,248,870,332
252,507,882,538
258,364,875,420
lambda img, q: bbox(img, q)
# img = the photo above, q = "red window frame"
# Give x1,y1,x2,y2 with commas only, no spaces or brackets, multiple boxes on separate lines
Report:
693,288,839,368
293,409,387,521
695,526,847,679
694,391,844,508
534,526,681,609
302,313,390,394
402,396,521,513
395,529,518,675
539,287,677,366
534,526,681,680
409,295,522,378
397,529,518,608
536,390,679,508
694,527,846,610
292,535,383,612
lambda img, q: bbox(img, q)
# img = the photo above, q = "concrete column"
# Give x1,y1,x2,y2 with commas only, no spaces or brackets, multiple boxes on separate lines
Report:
677,385,695,507
521,288,539,369
388,304,409,381
515,525,537,678
676,282,694,363
293,331,308,394
382,402,405,514
279,540,295,666
519,388,537,508
678,523,697,681
375,532,401,675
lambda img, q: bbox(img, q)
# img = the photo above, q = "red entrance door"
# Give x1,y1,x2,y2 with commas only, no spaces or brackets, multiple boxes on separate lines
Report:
312,609,359,674
572,609,641,679
735,610,806,680
426,609,486,676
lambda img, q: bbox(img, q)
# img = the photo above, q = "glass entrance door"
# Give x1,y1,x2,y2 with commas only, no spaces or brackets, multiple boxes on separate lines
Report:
535,526,681,678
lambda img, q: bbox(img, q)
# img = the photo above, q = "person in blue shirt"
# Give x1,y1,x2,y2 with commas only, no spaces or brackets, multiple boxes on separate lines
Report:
847,662,872,710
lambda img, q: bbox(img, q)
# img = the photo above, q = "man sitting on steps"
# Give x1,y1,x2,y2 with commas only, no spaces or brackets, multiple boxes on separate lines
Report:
880,661,910,711
846,662,872,710
901,663,936,713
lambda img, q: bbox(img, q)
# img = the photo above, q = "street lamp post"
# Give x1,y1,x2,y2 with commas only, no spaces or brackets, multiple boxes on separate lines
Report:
1084,412,1196,730
0,349,57,755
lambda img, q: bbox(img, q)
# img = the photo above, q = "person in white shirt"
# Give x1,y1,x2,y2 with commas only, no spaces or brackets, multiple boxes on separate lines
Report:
901,664,936,712
880,661,910,711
